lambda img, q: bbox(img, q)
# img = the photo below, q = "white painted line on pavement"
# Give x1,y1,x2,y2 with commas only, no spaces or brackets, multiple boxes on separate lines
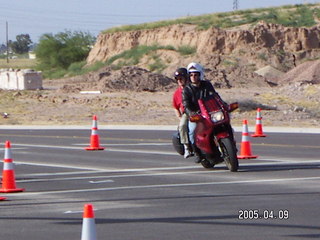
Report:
17,160,201,172
105,148,176,155
13,143,177,155
89,180,114,184
13,143,83,150
17,159,320,183
64,209,98,214
17,160,107,171
17,157,320,180
17,170,224,183
11,176,320,197
256,158,320,163
64,210,85,214
0,147,29,152
20,170,102,177
74,143,171,146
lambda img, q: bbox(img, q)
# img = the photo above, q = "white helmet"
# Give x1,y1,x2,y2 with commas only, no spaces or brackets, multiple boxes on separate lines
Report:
187,62,204,80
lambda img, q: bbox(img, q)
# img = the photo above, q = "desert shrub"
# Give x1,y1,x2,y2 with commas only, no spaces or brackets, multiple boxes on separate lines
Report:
107,44,175,66
68,61,87,74
106,43,196,70
43,69,68,79
82,61,106,72
257,52,268,61
108,45,156,65
177,45,196,55
148,55,166,72
222,59,239,68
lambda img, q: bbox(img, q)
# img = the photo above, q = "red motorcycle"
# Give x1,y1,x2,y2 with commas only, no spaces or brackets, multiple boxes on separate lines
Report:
172,96,239,172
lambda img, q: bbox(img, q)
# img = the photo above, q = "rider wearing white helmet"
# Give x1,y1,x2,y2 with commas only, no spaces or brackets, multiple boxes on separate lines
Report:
187,62,204,80
183,62,228,163
184,62,226,115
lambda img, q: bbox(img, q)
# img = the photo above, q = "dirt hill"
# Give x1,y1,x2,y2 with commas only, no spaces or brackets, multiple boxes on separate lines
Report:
86,22,320,88
279,59,320,85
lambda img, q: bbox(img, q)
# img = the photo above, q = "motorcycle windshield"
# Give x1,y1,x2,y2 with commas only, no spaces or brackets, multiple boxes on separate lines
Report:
198,97,223,117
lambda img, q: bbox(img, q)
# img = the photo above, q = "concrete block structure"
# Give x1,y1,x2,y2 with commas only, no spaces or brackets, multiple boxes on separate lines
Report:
0,69,43,90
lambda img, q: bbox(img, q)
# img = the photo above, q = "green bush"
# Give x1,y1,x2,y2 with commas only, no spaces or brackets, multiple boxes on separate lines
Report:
35,30,96,72
42,69,68,79
68,61,87,74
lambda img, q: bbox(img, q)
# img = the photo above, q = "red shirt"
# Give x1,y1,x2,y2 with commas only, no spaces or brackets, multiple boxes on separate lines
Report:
172,87,184,113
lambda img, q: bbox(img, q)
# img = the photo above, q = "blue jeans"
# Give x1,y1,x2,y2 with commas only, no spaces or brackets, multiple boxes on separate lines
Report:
188,121,197,145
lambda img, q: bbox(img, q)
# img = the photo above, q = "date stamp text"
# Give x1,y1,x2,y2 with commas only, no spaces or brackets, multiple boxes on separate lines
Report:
238,209,289,220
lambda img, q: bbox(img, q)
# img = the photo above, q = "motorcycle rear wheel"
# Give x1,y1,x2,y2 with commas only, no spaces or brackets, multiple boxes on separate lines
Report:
171,132,184,156
219,138,239,172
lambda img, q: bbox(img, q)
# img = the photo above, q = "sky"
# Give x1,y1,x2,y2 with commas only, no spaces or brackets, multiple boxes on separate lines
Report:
0,0,319,44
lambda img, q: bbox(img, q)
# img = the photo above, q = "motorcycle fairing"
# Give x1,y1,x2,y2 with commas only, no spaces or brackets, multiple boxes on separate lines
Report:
195,97,231,154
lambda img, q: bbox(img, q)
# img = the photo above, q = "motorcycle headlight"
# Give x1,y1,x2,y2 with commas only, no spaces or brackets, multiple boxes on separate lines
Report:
210,111,225,122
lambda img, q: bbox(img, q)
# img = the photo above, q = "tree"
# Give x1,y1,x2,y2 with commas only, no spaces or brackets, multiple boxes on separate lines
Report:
10,34,33,54
0,44,6,54
35,30,96,70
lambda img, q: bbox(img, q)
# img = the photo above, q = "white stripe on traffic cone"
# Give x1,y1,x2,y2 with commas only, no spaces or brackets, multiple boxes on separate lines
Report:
237,120,258,159
81,204,97,240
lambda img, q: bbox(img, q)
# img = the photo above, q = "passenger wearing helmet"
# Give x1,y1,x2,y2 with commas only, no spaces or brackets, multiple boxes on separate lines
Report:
172,68,193,158
183,62,228,163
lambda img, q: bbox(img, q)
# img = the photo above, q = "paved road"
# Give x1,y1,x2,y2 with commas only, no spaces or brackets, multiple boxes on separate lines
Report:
0,129,319,240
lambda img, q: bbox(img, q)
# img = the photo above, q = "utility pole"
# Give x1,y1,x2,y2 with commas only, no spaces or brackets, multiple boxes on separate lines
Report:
233,0,239,10
6,21,9,63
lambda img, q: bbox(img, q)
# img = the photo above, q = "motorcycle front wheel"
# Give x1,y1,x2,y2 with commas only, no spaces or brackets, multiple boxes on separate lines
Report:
219,138,239,172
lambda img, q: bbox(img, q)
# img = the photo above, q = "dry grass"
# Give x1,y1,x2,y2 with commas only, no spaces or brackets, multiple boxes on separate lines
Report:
0,78,319,127
303,85,319,96
0,59,37,69
259,92,292,105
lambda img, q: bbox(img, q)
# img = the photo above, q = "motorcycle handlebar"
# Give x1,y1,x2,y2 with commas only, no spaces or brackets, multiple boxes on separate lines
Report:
189,102,238,122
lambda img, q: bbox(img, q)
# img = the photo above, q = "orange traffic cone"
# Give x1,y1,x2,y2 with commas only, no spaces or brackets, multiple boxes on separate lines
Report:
81,204,97,240
252,108,267,137
85,115,105,151
237,120,258,159
0,141,25,193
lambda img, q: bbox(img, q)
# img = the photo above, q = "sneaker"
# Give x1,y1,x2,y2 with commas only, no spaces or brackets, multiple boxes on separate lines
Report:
183,144,193,158
184,150,193,159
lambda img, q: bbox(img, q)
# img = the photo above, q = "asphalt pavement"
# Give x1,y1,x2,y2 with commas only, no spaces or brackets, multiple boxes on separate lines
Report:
0,128,319,240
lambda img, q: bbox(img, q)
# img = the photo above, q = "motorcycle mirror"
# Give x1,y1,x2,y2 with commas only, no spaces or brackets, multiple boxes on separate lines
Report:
229,102,239,112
